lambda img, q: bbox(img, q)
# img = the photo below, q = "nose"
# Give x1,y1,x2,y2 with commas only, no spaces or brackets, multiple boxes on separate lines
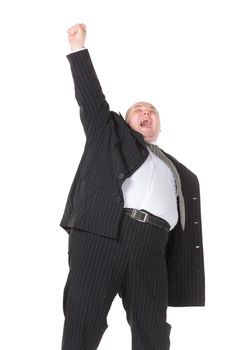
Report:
143,110,150,116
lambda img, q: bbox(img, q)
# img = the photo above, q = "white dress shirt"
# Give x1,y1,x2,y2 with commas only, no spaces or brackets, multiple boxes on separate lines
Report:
68,47,179,230
121,141,178,231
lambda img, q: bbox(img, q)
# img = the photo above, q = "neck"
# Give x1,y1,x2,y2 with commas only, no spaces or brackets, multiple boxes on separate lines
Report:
145,140,158,145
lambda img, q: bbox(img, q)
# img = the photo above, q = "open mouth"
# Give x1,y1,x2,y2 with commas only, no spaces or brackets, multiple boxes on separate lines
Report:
140,118,152,128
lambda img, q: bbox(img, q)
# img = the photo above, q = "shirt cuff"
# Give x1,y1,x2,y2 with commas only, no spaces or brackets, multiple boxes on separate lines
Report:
67,47,86,55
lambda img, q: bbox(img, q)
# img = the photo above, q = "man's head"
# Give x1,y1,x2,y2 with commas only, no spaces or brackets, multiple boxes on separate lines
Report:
125,101,161,143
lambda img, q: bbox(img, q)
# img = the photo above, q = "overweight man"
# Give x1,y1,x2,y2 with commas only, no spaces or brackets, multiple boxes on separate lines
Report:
60,22,205,350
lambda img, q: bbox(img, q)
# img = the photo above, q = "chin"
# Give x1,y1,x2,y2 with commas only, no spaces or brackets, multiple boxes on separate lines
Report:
143,134,157,142
146,131,159,140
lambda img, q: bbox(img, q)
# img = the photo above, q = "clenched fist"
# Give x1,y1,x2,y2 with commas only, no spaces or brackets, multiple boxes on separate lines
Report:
67,23,87,51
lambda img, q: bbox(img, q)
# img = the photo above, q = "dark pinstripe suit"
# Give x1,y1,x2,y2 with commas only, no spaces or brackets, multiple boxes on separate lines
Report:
60,49,205,349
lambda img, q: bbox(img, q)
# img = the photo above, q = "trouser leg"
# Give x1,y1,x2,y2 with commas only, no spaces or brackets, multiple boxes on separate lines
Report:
61,228,127,350
117,216,172,350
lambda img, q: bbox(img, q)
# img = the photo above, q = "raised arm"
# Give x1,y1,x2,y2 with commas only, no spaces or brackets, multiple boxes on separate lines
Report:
66,23,110,137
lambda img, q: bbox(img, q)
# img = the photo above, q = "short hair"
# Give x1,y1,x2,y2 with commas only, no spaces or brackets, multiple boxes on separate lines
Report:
125,102,158,123
125,107,131,122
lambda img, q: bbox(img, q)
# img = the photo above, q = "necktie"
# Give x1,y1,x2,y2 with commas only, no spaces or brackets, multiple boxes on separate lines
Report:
145,142,186,231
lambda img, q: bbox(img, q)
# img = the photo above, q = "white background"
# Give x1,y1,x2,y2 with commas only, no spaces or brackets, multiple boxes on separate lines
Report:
0,0,248,349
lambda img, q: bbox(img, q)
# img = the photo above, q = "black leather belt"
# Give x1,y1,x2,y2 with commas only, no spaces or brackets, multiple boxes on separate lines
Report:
123,208,170,232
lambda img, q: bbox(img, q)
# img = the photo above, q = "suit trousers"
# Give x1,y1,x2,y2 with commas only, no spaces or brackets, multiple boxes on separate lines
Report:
61,210,172,350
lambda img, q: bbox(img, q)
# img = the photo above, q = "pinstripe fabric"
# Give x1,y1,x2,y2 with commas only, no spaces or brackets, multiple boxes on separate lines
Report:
60,48,205,307
161,152,205,306
145,142,186,231
62,213,172,350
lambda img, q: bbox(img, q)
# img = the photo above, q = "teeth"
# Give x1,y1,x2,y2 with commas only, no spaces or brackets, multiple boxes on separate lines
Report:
140,118,151,126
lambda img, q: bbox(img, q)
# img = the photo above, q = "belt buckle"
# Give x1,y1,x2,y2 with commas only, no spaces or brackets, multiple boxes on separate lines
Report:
131,209,148,223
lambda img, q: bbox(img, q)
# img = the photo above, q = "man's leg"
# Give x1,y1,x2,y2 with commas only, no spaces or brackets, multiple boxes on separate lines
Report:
117,217,172,350
61,228,127,350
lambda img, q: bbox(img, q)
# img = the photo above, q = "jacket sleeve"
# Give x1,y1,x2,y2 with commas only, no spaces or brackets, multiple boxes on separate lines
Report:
66,49,110,137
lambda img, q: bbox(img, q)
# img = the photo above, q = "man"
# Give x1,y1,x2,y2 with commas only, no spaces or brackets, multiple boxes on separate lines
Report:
60,23,205,350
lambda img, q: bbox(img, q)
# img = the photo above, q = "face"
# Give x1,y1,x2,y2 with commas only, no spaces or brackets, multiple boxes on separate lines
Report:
125,101,161,143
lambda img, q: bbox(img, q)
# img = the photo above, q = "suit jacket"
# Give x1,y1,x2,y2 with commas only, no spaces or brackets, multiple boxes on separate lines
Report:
60,49,205,307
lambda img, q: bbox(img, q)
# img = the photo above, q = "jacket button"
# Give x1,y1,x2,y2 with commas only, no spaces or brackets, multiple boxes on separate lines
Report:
116,196,122,203
129,164,134,170
118,172,124,179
